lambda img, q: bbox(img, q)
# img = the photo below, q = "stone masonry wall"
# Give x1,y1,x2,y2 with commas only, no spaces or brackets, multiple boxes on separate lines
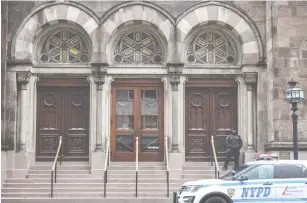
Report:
1,1,8,149
272,1,307,143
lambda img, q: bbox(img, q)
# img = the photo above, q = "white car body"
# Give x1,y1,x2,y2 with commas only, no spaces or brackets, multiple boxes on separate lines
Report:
178,160,307,203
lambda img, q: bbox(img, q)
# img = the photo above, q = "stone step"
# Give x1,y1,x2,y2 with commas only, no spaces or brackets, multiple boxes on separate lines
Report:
1,192,170,198
184,162,233,166
109,162,165,166
2,183,105,188
108,174,166,179
5,178,104,183
182,166,223,170
183,170,215,174
28,170,91,175
1,188,104,193
2,182,182,189
0,198,173,202
106,178,184,183
1,187,180,194
30,165,91,170
108,170,166,175
182,174,215,180
32,161,89,166
108,166,166,170
107,183,181,189
27,174,99,179
1,193,50,198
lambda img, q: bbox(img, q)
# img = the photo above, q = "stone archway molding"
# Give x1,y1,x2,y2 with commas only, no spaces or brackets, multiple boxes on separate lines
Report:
99,2,176,63
11,1,99,60
176,1,264,64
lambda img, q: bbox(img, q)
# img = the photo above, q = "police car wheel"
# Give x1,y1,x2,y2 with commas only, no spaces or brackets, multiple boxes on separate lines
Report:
204,196,228,203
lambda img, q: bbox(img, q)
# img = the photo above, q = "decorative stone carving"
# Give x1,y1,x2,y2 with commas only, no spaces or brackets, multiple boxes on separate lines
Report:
167,62,184,91
169,75,180,91
39,28,90,63
94,75,105,91
243,72,258,85
113,30,163,64
243,72,257,91
186,29,237,64
17,71,31,90
91,62,108,91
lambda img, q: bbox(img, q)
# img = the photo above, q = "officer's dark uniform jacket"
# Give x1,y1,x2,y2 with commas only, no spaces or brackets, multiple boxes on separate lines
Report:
225,134,243,151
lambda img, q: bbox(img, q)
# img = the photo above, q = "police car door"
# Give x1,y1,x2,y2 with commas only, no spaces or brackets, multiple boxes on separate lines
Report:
231,164,276,203
274,164,307,203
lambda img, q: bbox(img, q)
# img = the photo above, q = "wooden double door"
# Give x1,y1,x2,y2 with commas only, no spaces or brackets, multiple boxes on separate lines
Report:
36,86,89,161
185,86,237,162
111,81,164,162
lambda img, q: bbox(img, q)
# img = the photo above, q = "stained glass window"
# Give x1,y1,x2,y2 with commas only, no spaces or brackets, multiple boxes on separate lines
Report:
39,29,90,63
113,31,163,64
186,30,237,64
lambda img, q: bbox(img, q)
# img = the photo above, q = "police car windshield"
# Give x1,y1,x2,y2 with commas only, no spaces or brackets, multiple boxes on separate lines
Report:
219,164,250,180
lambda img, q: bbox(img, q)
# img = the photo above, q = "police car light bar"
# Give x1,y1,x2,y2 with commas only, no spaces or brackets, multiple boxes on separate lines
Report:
254,153,279,161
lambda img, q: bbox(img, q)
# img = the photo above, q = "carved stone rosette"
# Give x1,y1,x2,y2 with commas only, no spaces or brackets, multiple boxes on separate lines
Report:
243,72,257,91
17,71,32,90
169,75,180,91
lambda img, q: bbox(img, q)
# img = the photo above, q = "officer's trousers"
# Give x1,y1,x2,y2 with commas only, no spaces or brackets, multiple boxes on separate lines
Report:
223,148,240,170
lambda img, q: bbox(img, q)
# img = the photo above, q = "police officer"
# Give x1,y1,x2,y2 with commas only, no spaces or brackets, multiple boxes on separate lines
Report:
223,129,243,171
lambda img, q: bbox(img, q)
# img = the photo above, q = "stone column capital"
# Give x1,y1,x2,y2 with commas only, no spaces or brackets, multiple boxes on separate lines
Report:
94,74,105,91
91,62,108,91
243,72,258,85
17,71,31,90
169,75,180,91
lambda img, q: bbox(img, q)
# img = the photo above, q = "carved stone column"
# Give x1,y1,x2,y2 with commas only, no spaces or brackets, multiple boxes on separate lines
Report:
91,62,108,152
169,75,180,152
17,71,31,152
167,62,184,153
243,72,257,151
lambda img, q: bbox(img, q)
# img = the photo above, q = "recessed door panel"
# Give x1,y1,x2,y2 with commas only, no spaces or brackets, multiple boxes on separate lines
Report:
36,88,63,160
63,88,89,160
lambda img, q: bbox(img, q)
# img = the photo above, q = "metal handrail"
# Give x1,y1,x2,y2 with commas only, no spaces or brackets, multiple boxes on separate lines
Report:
50,136,63,198
164,137,170,197
211,136,220,179
135,137,139,198
104,137,110,198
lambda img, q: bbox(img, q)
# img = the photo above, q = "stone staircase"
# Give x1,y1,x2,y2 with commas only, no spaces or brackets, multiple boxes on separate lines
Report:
2,161,105,198
1,161,232,201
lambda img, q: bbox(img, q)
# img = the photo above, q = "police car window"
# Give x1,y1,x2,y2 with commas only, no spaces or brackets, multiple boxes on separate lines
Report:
220,164,250,180
279,164,307,179
243,164,274,180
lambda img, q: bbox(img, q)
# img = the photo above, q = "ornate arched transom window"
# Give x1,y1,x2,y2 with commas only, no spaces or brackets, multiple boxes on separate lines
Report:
186,30,238,64
113,31,163,64
39,28,90,63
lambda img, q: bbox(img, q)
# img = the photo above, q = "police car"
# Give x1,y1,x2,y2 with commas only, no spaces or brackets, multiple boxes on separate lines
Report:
178,154,307,203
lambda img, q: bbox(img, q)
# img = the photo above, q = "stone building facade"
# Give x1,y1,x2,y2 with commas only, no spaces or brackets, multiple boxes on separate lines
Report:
1,1,307,180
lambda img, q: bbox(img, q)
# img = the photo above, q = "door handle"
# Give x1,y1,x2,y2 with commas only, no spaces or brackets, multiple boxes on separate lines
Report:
263,182,273,186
